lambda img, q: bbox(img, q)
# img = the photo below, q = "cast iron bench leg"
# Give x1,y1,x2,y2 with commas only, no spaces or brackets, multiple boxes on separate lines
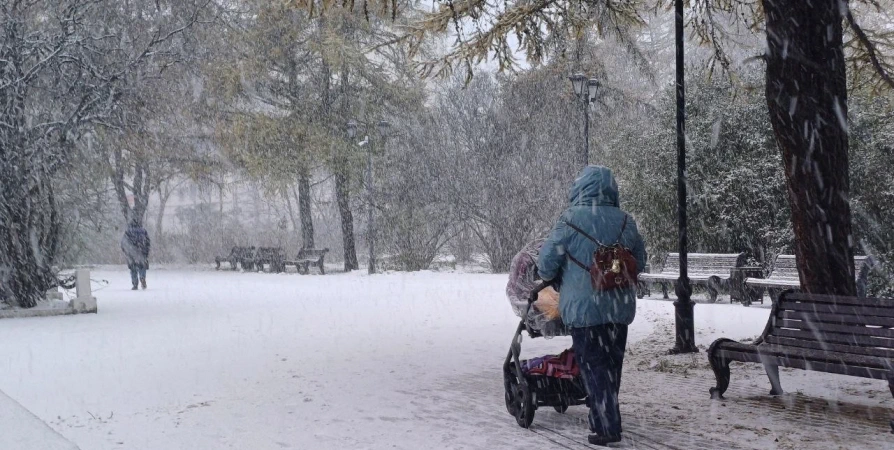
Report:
707,286,719,303
708,340,734,399
707,276,721,303
760,358,784,396
661,282,669,299
769,288,782,305
888,373,894,434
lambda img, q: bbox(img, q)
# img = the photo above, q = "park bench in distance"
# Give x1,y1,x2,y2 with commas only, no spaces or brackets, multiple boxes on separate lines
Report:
745,255,871,303
284,248,329,275
215,246,256,271
638,253,746,303
708,290,894,432
253,247,286,273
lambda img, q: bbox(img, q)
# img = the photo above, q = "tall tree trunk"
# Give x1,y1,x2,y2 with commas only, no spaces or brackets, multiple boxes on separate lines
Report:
763,0,856,295
329,35,358,270
0,27,60,308
284,187,300,237
286,48,316,250
297,167,315,249
335,167,358,270
155,180,175,262
0,181,60,308
110,149,153,226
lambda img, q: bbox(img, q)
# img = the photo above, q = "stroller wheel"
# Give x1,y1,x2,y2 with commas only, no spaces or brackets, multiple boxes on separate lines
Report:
514,384,535,428
553,402,569,414
504,376,519,416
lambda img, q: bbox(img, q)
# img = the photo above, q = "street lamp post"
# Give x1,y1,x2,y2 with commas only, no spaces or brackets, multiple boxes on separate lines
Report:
569,74,600,166
670,0,698,354
346,119,390,275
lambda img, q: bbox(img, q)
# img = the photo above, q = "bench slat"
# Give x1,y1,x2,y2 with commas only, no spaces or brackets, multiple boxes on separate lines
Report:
779,310,894,328
745,278,799,288
647,253,744,276
764,335,894,359
783,293,894,308
716,349,889,380
777,300,894,319
719,342,891,369
638,274,727,282
771,328,894,349
750,255,871,290
776,319,894,339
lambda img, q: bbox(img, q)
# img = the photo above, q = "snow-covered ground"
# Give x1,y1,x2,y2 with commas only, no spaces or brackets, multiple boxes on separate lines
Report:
0,389,79,450
0,268,890,449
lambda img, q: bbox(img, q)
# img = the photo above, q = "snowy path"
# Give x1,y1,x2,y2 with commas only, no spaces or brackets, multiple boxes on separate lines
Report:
0,268,890,449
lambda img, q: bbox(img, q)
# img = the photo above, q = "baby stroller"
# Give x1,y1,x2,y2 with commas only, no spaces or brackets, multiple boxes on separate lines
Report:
503,242,588,429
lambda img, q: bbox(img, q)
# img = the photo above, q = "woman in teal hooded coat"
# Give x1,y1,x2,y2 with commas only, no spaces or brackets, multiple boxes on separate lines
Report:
538,165,647,446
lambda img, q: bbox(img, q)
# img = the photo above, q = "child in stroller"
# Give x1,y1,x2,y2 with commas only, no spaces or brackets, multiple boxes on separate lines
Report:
504,240,588,428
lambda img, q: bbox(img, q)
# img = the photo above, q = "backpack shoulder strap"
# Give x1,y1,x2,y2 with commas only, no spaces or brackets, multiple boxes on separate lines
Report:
566,252,590,272
614,215,628,244
561,220,606,247
559,220,600,273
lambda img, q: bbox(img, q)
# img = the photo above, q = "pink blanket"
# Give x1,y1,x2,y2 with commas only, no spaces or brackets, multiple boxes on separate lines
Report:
522,349,580,379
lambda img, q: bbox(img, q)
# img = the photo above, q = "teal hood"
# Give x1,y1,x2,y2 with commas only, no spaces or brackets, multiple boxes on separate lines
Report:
568,165,619,207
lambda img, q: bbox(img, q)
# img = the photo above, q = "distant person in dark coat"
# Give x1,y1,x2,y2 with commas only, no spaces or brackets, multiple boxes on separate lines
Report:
121,219,151,290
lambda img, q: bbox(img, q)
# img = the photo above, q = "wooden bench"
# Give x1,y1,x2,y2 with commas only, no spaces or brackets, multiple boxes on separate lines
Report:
284,248,329,275
215,246,256,271
707,291,894,432
252,247,286,273
638,253,746,303
635,264,651,299
746,255,871,303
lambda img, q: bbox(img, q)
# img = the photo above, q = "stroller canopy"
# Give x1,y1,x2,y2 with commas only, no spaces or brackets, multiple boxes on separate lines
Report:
506,239,544,318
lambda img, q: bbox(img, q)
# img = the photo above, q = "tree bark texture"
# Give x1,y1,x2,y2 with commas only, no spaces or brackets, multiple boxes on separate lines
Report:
111,147,153,227
335,166,359,271
297,168,315,249
333,49,358,271
154,180,179,262
0,175,61,308
763,0,856,295
0,16,61,308
284,187,300,240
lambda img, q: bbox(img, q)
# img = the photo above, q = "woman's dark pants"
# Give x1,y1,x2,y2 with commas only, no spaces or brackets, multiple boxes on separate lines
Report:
570,323,628,437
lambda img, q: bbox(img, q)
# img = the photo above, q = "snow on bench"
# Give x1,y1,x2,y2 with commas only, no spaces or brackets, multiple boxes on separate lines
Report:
638,253,746,303
746,255,871,302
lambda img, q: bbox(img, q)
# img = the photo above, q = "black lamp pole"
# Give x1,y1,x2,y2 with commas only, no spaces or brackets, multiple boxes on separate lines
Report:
569,74,598,166
347,119,387,275
670,0,698,354
583,95,590,165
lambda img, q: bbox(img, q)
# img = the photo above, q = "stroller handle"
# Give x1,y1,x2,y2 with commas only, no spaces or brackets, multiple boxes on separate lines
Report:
527,280,556,305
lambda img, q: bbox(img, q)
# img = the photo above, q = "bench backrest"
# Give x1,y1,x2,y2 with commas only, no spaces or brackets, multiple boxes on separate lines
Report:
855,255,870,280
255,247,284,260
659,253,745,276
230,246,255,259
766,291,894,359
767,255,799,280
297,248,329,259
769,255,870,281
